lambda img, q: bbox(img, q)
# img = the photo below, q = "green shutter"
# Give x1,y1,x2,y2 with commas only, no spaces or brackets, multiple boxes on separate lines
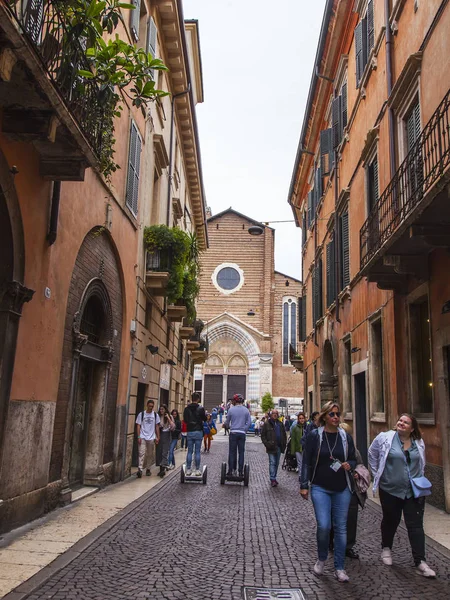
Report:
130,0,141,41
340,212,350,288
318,258,323,320
147,17,158,79
367,0,375,53
320,128,333,175
302,212,307,247
126,121,142,216
326,238,336,308
341,82,348,130
332,96,342,148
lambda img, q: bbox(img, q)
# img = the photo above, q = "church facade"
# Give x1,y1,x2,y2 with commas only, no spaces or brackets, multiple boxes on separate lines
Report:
195,209,304,413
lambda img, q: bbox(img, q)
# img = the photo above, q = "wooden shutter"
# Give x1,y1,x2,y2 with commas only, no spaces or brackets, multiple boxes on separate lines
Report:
341,82,348,130
340,212,350,288
315,166,323,205
332,96,342,148
126,121,142,216
302,212,307,247
367,0,375,53
318,258,323,320
407,100,421,152
307,191,313,228
355,17,368,88
147,17,157,79
298,297,306,341
372,156,379,204
320,128,333,175
130,0,141,41
312,265,317,325
24,0,44,44
326,238,336,307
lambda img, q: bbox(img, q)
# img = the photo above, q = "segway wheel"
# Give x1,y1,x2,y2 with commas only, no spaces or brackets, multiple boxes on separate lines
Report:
180,466,185,483
202,466,207,485
220,462,227,485
243,464,250,487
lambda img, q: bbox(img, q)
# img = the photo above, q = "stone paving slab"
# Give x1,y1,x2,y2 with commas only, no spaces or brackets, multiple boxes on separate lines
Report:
3,436,449,600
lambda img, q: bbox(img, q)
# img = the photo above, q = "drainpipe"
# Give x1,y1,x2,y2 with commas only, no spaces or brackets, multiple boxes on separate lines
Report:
166,86,190,226
385,0,396,179
47,181,61,245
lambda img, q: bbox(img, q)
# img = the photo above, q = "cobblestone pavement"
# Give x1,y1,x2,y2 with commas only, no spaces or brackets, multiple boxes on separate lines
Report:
19,437,450,600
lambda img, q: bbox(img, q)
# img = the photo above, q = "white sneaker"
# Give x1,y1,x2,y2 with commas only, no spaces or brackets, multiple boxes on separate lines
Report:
186,468,192,476
195,469,202,477
335,570,349,582
313,560,325,576
416,561,436,578
381,547,393,565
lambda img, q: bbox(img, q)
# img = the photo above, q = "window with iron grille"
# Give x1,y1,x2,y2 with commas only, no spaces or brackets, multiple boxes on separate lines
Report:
355,0,374,88
339,211,350,290
126,121,142,216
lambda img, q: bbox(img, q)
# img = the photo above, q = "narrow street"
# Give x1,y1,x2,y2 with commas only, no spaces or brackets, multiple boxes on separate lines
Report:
6,435,450,600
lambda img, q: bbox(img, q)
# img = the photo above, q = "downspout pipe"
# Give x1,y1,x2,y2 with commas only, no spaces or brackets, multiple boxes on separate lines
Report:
166,86,190,226
385,0,396,180
47,181,61,245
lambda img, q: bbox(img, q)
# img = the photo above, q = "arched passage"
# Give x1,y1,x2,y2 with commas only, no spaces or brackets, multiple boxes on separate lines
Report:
320,339,337,402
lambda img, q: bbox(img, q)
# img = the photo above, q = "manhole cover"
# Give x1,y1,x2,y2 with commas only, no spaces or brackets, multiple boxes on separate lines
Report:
243,588,306,600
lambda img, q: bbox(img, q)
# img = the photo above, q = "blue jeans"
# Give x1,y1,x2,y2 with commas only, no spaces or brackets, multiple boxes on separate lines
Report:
219,414,223,423
181,435,188,449
228,432,246,473
268,448,281,481
186,431,203,470
168,438,178,466
311,484,352,570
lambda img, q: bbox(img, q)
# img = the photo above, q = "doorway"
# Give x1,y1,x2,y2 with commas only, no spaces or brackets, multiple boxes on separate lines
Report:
227,375,246,399
132,383,147,467
204,375,223,412
354,371,368,465
159,388,169,408
69,359,94,486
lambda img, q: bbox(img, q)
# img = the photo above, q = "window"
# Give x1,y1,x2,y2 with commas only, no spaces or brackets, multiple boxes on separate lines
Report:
312,258,323,326
282,298,297,365
126,121,142,216
306,166,323,228
339,211,350,290
405,98,424,199
355,0,374,87
178,338,183,364
130,0,141,42
331,78,348,150
326,234,336,307
369,316,385,415
212,263,244,294
298,296,306,341
217,267,240,290
302,212,307,247
320,128,333,175
146,17,158,79
145,300,152,331
409,297,433,416
367,155,379,212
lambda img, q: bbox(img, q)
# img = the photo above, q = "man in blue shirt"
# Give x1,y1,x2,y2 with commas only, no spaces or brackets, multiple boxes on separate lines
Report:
261,409,287,487
223,394,251,477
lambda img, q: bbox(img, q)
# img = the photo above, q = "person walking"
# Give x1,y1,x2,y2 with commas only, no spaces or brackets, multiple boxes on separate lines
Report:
167,409,182,470
223,394,251,477
155,405,174,477
135,399,160,478
261,409,287,487
218,404,224,424
180,418,188,450
368,413,435,577
254,417,261,437
183,392,206,476
203,413,216,453
300,401,356,583
290,412,306,473
301,411,319,448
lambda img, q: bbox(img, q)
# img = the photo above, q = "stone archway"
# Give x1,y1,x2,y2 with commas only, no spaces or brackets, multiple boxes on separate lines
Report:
49,229,123,502
0,151,33,484
320,339,336,403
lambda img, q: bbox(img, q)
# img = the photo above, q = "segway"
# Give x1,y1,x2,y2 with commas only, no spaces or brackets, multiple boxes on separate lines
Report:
220,462,250,486
180,464,207,484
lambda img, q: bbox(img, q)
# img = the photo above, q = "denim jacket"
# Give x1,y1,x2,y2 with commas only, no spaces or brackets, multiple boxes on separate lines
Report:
368,430,426,495
300,426,356,491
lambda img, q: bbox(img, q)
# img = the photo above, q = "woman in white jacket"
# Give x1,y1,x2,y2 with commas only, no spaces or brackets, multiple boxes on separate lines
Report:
368,414,435,577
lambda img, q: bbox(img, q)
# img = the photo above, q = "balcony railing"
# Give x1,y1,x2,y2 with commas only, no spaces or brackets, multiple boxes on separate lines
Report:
4,0,109,159
360,88,450,269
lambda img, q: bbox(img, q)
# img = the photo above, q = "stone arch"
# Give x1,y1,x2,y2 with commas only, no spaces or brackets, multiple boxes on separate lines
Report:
320,339,336,402
228,353,248,368
49,228,123,499
205,319,261,400
0,149,33,484
205,353,224,368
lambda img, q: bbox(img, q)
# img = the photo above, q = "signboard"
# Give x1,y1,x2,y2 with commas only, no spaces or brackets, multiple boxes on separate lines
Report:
159,364,171,390
279,398,288,408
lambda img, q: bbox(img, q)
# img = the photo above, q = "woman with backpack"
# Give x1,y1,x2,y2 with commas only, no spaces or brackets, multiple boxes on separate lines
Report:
167,409,182,470
155,405,174,477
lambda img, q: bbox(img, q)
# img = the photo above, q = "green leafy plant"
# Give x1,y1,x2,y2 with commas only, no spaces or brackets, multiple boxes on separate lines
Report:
55,1,169,178
261,392,275,413
143,226,202,310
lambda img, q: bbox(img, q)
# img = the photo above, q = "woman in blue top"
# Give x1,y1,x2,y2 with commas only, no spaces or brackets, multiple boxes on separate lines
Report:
300,401,356,583
368,413,435,577
203,413,216,453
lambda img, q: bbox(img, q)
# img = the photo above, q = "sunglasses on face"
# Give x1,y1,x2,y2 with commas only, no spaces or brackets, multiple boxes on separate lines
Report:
328,411,341,418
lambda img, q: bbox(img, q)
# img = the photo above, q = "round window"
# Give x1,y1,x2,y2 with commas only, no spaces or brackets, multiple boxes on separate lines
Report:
216,267,241,290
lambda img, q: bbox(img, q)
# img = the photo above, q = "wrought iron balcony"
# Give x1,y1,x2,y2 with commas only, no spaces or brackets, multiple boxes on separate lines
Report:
1,1,110,177
360,89,450,272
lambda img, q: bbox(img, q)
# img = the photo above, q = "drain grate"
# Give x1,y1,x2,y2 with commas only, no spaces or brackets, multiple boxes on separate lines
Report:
243,588,307,600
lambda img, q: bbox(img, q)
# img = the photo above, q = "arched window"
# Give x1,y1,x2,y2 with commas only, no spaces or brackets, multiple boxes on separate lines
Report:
80,295,105,344
282,297,297,365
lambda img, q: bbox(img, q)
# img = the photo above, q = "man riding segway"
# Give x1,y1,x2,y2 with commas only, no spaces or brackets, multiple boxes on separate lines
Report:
223,394,251,478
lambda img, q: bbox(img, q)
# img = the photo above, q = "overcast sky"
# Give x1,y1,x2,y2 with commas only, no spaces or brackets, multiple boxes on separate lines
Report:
183,0,327,280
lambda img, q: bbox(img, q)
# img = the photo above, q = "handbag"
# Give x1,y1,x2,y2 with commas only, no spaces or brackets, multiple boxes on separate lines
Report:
210,426,217,436
350,469,367,509
402,445,432,498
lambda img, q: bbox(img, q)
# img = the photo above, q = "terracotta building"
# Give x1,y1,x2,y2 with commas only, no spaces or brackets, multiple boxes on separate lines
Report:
0,0,207,533
289,0,450,510
195,208,304,413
